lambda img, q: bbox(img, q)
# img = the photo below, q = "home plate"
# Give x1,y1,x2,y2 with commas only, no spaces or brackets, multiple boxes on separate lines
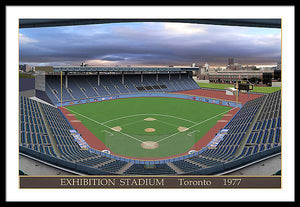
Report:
144,117,156,121
141,141,159,149
177,126,189,132
111,126,122,132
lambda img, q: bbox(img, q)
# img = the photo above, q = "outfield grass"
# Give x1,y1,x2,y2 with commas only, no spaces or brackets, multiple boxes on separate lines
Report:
197,82,281,93
66,97,231,159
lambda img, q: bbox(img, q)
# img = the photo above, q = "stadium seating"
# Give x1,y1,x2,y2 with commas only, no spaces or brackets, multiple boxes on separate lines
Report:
236,90,281,159
20,96,127,173
171,160,203,173
44,74,200,105
195,95,266,163
19,89,281,175
19,96,57,157
124,163,176,175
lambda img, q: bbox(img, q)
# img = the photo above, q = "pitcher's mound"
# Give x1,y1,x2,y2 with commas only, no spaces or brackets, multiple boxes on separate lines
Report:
145,128,156,132
111,126,122,132
177,126,189,132
141,141,159,149
144,117,156,121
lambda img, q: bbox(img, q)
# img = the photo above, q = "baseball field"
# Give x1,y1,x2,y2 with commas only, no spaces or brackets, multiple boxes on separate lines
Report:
65,97,233,159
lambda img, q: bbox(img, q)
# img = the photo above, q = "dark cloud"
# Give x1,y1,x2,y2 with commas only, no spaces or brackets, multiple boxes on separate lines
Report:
19,22,281,66
101,55,127,61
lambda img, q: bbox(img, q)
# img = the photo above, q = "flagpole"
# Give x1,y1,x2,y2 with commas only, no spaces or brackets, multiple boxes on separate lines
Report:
235,82,239,103
61,71,62,107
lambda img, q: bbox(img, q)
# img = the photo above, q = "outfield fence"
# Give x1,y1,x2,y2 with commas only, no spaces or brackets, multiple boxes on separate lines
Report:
56,92,243,108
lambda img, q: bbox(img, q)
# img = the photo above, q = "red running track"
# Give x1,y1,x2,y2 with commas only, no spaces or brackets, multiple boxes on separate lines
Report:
60,107,110,151
174,88,263,104
190,107,240,151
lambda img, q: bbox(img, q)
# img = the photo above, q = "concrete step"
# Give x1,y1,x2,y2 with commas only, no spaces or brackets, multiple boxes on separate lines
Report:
116,162,134,174
166,162,184,174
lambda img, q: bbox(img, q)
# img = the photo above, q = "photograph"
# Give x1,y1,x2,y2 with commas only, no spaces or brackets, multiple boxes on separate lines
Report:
5,5,295,202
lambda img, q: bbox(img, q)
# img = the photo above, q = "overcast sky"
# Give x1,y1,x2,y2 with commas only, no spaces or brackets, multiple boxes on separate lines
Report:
19,22,281,67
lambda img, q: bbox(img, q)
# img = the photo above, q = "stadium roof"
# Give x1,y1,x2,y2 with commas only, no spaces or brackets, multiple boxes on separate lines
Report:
53,66,199,72
19,19,281,29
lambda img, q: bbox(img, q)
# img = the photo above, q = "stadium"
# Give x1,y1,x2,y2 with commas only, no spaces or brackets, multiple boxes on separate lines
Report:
19,65,281,175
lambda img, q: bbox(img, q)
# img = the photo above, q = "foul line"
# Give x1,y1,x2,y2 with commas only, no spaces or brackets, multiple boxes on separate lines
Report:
64,107,144,143
155,107,238,143
64,106,237,146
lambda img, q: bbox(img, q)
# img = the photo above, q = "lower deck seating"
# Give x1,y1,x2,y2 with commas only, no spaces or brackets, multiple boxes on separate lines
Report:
19,96,57,157
236,90,281,159
124,164,176,175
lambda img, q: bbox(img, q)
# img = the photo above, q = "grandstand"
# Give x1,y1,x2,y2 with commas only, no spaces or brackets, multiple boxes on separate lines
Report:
40,66,200,105
19,66,281,175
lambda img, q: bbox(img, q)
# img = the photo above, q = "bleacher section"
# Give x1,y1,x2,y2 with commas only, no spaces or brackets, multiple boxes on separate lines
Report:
20,96,129,174
19,96,57,157
236,90,281,159
19,90,281,175
44,74,200,105
166,95,267,174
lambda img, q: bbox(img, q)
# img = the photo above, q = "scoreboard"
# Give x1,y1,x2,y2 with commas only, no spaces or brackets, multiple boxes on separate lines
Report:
234,81,253,92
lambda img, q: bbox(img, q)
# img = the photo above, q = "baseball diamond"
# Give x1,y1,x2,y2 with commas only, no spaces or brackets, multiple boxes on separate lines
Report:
64,97,232,159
